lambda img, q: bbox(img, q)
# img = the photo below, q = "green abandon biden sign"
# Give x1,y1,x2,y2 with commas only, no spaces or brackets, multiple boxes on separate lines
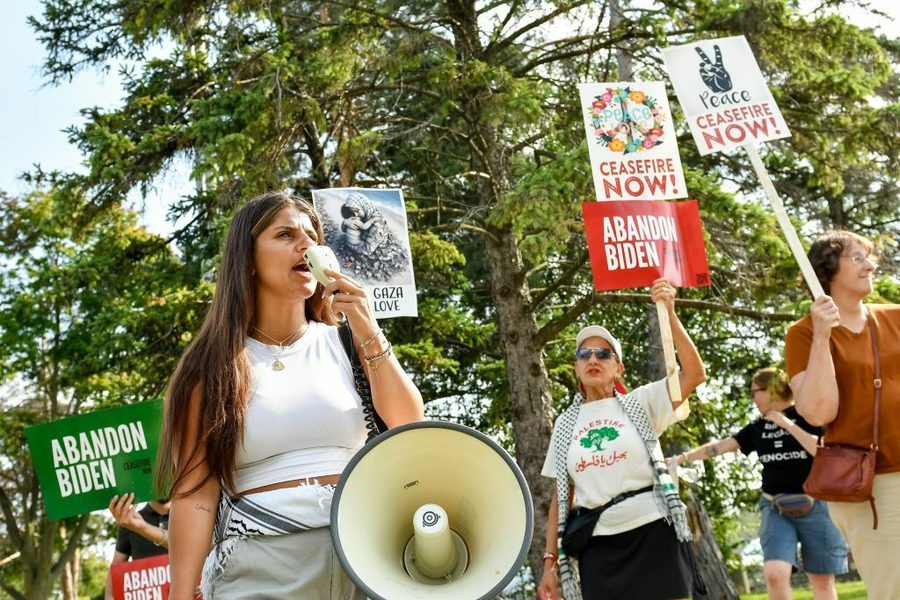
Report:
25,400,163,521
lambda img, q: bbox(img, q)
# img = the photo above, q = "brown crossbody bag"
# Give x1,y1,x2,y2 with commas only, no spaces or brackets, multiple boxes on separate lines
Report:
803,312,880,529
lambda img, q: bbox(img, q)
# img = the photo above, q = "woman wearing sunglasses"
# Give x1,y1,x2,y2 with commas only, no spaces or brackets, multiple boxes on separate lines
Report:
674,367,848,600
538,279,707,600
785,230,900,599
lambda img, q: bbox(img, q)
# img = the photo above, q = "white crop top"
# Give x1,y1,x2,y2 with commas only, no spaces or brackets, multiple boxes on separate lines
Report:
233,321,368,493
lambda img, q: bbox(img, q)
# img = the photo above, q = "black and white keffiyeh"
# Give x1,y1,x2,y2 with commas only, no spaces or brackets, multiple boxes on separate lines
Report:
200,483,334,598
552,387,693,600
617,392,693,543
553,393,584,600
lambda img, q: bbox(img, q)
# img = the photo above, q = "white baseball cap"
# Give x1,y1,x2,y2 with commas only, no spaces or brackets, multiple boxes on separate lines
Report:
575,325,623,361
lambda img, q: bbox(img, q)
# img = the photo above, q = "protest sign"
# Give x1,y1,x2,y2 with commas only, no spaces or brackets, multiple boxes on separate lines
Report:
582,200,709,291
579,81,687,201
110,554,170,600
312,188,418,318
662,36,824,298
25,400,162,521
661,36,790,155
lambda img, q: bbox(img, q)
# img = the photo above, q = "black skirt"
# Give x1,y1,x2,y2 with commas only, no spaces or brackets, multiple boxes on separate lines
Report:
578,518,692,600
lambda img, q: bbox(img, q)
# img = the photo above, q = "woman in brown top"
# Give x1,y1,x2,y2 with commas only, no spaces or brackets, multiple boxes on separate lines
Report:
785,230,900,600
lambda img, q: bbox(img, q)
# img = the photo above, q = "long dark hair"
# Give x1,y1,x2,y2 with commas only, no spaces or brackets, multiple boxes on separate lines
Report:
156,192,336,496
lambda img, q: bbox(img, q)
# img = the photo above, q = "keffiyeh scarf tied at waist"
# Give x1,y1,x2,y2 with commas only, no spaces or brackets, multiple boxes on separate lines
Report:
200,482,335,598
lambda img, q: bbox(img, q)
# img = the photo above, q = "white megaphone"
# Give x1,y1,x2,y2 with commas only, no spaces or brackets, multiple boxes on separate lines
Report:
330,421,534,600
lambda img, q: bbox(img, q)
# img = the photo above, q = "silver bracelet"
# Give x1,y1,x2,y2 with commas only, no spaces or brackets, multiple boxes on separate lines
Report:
154,527,168,546
359,328,383,349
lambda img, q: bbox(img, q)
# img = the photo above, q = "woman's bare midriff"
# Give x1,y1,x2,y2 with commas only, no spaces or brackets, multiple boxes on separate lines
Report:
236,474,341,498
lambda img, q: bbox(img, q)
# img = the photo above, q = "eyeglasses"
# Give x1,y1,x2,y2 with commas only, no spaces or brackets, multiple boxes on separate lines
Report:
575,347,617,361
841,253,879,267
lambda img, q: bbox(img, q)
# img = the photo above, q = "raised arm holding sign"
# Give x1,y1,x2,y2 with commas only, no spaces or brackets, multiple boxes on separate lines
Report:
578,82,710,416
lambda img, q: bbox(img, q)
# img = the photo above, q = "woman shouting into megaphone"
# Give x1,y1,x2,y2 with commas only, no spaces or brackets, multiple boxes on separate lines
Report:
156,192,423,600
538,279,706,600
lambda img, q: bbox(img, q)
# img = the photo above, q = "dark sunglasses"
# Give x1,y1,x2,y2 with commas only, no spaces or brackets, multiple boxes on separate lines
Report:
575,347,617,361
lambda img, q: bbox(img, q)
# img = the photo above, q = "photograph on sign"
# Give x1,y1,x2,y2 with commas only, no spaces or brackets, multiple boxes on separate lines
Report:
661,35,791,155
25,400,163,521
578,81,687,201
582,200,710,291
312,188,418,318
110,553,170,600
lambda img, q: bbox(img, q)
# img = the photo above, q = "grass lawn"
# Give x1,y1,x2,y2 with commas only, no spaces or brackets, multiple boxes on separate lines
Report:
740,580,867,599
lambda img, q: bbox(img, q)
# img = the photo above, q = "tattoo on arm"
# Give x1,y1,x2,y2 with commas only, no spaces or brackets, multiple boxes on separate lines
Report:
704,445,719,457
195,504,211,513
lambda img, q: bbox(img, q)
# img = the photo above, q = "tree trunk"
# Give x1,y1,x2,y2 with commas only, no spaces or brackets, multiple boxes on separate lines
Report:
445,0,555,580
684,487,740,600
12,514,90,600
460,69,556,581
610,0,634,80
645,307,736,597
484,227,555,581
61,545,80,600
21,519,58,600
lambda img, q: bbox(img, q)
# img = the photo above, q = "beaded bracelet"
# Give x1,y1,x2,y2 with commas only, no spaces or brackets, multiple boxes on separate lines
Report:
364,343,393,378
364,342,393,364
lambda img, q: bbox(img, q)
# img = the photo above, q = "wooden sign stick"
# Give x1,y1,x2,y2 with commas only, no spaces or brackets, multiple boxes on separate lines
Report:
656,300,689,419
743,143,825,299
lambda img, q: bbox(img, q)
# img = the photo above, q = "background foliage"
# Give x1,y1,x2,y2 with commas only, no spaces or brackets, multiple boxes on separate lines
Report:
1,0,897,597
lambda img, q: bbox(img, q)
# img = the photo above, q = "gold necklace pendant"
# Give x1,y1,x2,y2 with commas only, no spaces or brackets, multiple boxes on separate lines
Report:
254,322,308,372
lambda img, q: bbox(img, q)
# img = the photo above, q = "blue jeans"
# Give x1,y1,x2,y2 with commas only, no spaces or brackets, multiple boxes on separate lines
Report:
759,496,849,575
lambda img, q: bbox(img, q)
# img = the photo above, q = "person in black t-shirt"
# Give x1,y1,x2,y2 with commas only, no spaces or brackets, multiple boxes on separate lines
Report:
104,494,170,600
674,367,848,600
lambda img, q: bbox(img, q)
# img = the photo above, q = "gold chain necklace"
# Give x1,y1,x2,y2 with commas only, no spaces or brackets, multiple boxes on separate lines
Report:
253,321,309,371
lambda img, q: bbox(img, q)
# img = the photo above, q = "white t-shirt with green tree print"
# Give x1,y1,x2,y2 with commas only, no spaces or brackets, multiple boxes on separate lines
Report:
541,379,683,536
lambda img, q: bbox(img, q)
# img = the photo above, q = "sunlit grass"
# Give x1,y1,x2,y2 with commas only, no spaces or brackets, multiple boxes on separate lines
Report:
740,580,867,599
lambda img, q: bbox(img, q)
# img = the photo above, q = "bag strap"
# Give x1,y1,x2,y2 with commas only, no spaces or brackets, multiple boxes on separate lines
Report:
866,311,881,528
338,323,385,442
573,485,654,519
867,311,881,450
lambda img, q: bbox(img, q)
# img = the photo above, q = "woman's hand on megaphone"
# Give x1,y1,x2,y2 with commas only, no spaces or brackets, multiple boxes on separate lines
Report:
324,269,376,331
538,567,560,600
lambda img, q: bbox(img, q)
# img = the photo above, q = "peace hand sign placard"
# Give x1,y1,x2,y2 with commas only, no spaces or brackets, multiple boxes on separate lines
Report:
662,36,790,155
695,45,733,93
663,35,826,298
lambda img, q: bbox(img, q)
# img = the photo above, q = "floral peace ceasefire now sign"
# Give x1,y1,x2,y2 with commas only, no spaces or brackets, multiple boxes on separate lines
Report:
579,81,688,201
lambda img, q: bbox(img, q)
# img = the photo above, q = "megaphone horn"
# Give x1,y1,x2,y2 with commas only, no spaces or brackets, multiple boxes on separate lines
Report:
331,421,534,600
